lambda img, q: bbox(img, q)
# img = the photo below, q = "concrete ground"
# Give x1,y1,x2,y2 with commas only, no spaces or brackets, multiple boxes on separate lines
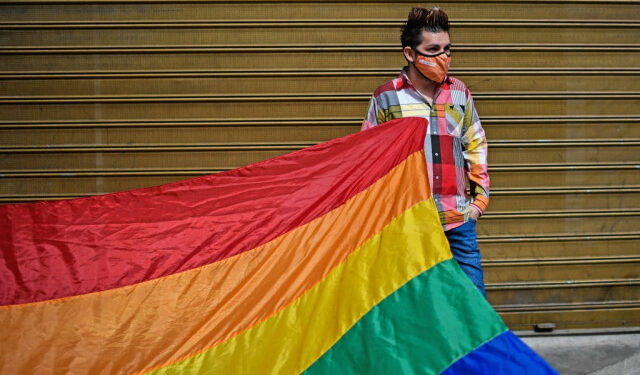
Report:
517,328,640,375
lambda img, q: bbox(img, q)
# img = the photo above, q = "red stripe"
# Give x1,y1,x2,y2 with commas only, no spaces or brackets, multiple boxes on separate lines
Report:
0,118,427,305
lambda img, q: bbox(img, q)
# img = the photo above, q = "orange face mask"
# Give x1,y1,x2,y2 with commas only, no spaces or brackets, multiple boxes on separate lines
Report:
414,50,451,83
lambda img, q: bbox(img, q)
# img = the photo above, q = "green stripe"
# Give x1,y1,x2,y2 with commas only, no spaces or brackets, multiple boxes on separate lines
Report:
303,259,507,375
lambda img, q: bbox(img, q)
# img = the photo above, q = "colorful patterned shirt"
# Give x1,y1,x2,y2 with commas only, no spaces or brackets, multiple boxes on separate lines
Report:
362,68,490,230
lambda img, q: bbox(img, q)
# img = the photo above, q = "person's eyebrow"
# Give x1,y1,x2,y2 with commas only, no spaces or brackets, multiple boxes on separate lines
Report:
426,43,451,49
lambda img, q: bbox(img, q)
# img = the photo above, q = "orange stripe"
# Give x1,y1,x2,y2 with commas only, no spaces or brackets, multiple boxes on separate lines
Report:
444,210,464,223
0,151,429,375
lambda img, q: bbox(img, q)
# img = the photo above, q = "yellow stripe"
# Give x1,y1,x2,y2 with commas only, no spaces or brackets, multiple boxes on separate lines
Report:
148,198,451,374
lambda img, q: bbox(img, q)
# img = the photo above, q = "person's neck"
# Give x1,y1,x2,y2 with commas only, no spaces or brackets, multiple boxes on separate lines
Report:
407,64,438,104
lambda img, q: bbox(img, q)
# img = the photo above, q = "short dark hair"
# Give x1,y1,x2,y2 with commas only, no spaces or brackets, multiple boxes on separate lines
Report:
401,7,450,48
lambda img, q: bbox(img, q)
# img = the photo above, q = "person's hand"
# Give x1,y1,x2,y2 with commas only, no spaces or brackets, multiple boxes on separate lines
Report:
469,205,481,221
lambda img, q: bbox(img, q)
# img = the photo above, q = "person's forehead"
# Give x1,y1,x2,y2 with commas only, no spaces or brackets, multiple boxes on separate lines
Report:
418,31,450,45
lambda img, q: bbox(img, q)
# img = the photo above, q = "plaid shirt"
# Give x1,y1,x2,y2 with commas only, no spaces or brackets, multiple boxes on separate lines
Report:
362,68,489,230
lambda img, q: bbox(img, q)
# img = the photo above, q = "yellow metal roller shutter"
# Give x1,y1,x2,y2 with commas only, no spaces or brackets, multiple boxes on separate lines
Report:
1,1,639,330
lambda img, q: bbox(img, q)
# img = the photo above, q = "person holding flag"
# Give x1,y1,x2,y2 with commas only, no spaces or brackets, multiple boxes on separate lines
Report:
363,6,490,296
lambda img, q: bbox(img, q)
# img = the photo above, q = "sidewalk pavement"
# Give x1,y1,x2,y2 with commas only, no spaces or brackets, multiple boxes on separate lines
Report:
517,328,640,375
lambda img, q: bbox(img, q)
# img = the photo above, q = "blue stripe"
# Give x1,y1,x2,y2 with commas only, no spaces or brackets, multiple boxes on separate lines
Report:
442,330,559,375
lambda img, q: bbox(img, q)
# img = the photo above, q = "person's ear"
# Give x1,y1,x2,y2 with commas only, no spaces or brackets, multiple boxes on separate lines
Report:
403,46,415,63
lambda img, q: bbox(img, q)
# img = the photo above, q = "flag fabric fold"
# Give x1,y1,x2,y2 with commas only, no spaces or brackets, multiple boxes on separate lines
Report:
0,117,557,374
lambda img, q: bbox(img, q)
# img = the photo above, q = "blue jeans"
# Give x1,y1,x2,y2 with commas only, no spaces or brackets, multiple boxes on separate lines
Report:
444,220,486,297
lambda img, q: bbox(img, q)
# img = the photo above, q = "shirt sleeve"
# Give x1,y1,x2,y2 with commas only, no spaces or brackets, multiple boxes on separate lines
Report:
361,96,380,131
461,90,490,215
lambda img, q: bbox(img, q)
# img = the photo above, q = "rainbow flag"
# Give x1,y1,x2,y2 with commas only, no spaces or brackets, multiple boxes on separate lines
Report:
0,118,557,374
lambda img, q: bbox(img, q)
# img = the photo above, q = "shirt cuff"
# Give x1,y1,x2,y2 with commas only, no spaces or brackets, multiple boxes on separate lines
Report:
470,195,489,216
